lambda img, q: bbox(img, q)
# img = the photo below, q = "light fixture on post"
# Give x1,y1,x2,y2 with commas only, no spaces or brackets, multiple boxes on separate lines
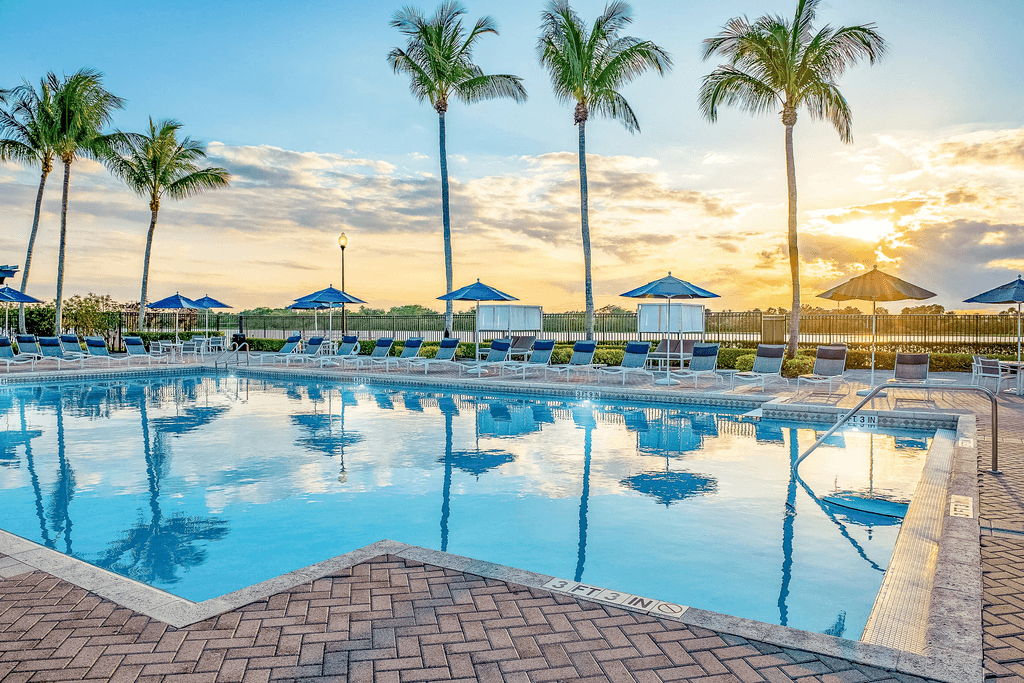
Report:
338,233,348,335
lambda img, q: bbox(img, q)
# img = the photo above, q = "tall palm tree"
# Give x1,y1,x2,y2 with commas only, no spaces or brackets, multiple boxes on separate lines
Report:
700,0,885,356
105,118,230,320
49,68,128,333
0,78,58,333
538,1,671,340
388,1,527,335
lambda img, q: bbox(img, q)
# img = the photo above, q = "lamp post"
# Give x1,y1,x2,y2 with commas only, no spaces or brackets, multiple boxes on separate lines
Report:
338,233,348,335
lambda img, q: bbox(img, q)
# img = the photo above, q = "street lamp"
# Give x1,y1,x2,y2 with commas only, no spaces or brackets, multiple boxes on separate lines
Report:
338,233,348,334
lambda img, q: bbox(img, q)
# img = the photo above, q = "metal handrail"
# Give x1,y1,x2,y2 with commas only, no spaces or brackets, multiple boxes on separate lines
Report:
793,382,999,473
214,342,249,370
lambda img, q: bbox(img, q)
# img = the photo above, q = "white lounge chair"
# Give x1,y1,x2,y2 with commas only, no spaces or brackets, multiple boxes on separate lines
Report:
345,338,395,370
546,341,601,382
797,345,848,394
671,343,723,388
977,357,1015,392
598,342,653,385
15,335,43,360
254,335,302,365
733,344,788,391
84,336,133,367
500,340,555,379
319,335,362,368
36,336,86,370
463,339,511,376
124,336,169,365
0,336,36,372
373,338,425,372
59,334,87,359
283,337,327,365
407,338,464,375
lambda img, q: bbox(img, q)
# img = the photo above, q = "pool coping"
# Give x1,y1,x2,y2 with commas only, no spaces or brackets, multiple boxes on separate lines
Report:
0,365,981,681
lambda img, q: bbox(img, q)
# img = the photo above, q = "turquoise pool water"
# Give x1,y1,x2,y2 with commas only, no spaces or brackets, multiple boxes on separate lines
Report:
0,374,931,637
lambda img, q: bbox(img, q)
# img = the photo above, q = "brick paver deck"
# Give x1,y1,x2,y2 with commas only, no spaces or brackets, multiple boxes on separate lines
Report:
0,553,930,683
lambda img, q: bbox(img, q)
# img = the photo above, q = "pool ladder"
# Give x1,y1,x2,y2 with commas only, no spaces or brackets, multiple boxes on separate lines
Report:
214,342,250,371
793,383,1000,473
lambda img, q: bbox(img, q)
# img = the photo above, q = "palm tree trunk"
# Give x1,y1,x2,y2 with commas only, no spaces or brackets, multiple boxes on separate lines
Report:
784,122,800,357
53,161,72,334
19,165,50,334
139,208,159,329
438,111,454,334
578,121,594,340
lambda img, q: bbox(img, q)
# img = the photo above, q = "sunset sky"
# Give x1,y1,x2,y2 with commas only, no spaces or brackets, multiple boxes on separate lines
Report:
2,0,1022,314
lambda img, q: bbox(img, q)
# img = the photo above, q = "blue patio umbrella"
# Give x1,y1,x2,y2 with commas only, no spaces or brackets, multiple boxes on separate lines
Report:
438,279,518,362
965,275,1024,365
295,285,366,341
147,293,199,338
192,295,232,334
966,274,1024,395
287,299,330,333
620,273,720,385
0,285,42,337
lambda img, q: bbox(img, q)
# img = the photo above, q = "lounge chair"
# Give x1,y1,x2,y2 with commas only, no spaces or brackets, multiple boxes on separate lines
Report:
598,342,653,385
463,339,511,376
84,336,133,367
373,337,424,372
407,338,464,375
888,352,931,384
283,337,327,365
508,335,536,362
345,338,395,370
36,336,86,369
318,335,361,368
796,345,848,394
124,337,169,365
500,340,555,379
977,358,1016,392
733,344,788,391
254,335,302,365
59,334,86,358
670,343,722,388
15,335,43,359
0,336,36,372
546,341,601,382
648,339,695,370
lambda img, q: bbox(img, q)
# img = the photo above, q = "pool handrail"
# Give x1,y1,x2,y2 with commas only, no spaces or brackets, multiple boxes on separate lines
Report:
793,382,999,473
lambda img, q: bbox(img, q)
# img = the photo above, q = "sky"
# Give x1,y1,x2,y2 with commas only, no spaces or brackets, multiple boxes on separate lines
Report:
1,0,1023,314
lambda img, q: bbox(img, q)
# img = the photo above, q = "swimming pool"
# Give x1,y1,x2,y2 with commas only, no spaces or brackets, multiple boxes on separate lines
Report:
0,373,931,637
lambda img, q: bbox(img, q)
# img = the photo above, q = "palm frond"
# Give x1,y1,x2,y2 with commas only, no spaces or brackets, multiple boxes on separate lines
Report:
590,89,640,132
698,66,779,122
800,80,852,142
454,73,527,105
0,139,36,164
164,167,230,200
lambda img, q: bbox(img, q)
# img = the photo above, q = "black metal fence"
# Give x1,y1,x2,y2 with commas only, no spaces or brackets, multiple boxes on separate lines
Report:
98,310,1021,349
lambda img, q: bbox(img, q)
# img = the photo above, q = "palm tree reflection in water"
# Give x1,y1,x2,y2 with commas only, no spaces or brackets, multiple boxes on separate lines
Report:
98,387,228,585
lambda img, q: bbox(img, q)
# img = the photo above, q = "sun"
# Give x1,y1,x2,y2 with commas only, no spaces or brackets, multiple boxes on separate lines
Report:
824,218,895,243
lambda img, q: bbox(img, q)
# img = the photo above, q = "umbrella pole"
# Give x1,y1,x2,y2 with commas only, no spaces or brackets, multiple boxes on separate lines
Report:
655,296,678,385
475,300,480,362
856,300,885,397
329,306,333,344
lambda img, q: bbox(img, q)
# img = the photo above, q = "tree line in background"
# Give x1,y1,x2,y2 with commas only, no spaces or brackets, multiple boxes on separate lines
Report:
3,1,885,355
0,69,230,336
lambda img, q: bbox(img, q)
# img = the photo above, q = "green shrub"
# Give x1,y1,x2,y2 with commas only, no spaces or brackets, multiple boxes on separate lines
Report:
718,347,755,369
782,356,816,378
594,348,624,367
734,354,756,372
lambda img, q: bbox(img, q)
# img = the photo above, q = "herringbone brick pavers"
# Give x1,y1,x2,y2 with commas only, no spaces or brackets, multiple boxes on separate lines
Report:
0,554,929,683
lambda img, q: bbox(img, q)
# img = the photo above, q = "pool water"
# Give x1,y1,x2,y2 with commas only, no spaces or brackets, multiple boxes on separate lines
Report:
0,374,931,637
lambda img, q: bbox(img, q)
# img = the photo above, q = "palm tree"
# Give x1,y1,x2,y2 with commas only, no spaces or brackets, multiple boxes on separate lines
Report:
105,118,230,320
388,1,527,335
0,78,58,333
49,68,128,333
699,0,885,356
538,1,671,340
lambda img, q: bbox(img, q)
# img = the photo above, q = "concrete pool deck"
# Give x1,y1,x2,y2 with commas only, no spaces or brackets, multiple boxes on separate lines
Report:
0,362,1021,682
